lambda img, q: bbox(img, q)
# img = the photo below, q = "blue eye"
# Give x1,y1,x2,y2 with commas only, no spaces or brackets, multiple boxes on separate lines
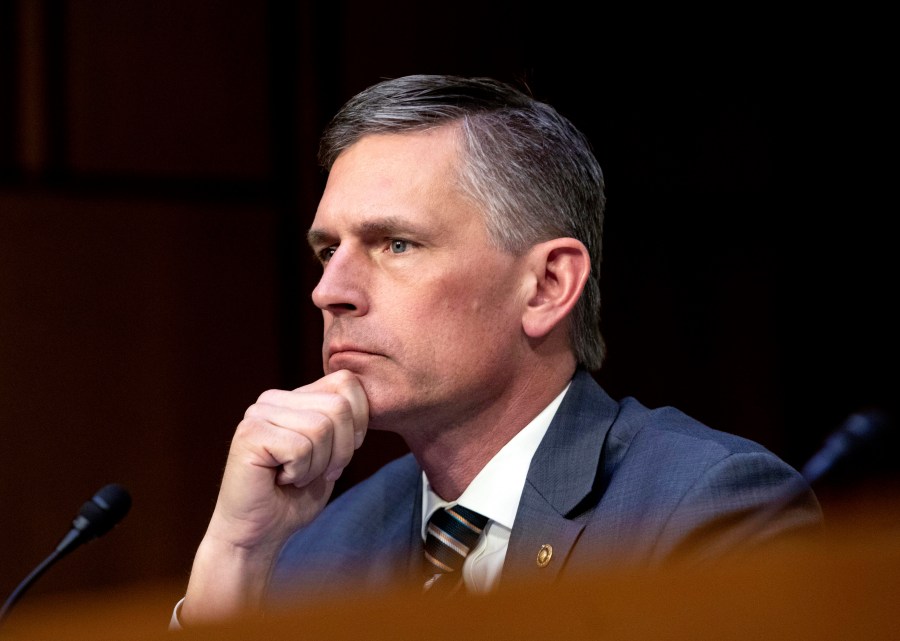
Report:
390,239,409,254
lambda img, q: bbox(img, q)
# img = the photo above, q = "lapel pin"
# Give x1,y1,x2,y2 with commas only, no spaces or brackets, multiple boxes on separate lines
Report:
536,543,553,568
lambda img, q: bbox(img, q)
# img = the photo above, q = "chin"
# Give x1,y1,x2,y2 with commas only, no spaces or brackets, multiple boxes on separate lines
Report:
361,383,420,429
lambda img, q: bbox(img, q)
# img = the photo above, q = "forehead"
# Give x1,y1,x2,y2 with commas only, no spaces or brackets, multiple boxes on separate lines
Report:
310,127,486,240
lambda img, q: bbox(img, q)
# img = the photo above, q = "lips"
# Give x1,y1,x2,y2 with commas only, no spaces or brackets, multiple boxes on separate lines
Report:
323,327,389,368
327,344,378,358
325,343,388,369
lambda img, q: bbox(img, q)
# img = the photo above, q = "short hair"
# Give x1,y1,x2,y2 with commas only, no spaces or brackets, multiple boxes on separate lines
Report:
318,74,607,370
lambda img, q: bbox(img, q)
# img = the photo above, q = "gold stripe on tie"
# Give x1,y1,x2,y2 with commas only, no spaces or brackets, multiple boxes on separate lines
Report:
422,505,489,594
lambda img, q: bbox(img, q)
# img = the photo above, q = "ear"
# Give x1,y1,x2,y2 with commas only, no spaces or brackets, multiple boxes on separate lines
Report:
521,238,590,339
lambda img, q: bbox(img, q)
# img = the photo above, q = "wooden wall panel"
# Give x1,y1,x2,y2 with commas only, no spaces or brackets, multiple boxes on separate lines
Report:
65,1,270,179
0,192,283,601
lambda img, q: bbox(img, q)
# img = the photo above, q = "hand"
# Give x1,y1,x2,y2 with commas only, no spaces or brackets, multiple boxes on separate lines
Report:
211,368,368,547
182,369,368,623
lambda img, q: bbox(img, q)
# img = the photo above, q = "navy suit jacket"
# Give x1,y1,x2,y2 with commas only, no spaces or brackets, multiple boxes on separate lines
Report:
268,369,822,605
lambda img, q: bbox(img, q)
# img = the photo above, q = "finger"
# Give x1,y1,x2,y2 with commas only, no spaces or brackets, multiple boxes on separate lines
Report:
299,369,369,450
243,403,340,486
232,412,309,484
251,389,358,468
292,388,357,480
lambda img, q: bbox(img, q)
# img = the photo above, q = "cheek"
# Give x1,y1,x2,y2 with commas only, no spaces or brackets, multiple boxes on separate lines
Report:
389,252,523,327
429,275,519,338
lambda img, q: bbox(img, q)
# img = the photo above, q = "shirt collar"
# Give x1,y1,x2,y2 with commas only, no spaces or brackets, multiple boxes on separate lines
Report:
421,382,571,538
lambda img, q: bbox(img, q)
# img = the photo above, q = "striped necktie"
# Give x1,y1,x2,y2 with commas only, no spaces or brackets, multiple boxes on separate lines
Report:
422,504,489,595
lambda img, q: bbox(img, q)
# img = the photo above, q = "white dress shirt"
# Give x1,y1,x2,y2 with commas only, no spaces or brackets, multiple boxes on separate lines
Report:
421,382,569,594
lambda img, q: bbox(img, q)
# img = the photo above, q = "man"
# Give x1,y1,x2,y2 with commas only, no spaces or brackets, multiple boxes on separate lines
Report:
176,75,822,626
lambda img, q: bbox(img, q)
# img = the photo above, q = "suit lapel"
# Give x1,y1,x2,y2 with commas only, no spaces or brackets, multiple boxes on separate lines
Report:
404,471,425,582
503,369,619,586
351,454,425,589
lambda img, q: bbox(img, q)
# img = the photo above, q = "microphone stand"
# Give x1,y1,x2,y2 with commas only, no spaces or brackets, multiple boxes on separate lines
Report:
0,483,131,630
0,547,69,624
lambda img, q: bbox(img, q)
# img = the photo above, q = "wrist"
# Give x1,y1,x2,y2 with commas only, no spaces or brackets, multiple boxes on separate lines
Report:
181,535,281,625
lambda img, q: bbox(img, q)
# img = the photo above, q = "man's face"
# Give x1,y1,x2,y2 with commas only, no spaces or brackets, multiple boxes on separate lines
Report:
308,126,530,434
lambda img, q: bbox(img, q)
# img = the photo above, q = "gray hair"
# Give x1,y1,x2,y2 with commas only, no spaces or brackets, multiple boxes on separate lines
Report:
318,75,606,371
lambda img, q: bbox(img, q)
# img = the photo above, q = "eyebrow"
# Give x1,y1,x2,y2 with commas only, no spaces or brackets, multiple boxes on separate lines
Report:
306,228,333,250
307,216,431,249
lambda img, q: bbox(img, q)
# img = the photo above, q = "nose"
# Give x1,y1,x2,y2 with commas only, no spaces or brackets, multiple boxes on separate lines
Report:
311,245,369,316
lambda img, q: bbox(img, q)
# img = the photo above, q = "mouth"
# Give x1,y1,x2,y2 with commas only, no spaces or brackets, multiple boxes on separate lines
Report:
326,345,384,367
328,343,376,356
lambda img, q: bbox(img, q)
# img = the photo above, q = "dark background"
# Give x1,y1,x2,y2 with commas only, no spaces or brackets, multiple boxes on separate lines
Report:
1,0,895,612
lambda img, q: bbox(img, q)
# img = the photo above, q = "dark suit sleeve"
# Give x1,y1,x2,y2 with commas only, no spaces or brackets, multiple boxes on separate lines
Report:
651,450,824,564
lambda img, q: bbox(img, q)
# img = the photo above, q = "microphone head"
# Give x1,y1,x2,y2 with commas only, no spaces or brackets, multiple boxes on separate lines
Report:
801,408,895,485
72,483,132,541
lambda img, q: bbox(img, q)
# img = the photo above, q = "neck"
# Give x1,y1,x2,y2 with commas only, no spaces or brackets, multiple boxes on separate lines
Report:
405,360,576,501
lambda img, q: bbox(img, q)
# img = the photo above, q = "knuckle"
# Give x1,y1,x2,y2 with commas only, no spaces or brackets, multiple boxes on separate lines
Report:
243,403,263,419
256,388,281,404
290,435,313,460
323,394,353,419
306,413,334,439
235,416,262,436
331,449,353,469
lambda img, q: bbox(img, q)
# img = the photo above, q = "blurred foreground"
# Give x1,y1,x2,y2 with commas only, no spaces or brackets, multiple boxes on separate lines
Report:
3,488,899,641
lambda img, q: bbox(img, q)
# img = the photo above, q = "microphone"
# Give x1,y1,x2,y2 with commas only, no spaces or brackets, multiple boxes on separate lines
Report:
800,408,892,485
0,483,132,626
704,408,893,552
